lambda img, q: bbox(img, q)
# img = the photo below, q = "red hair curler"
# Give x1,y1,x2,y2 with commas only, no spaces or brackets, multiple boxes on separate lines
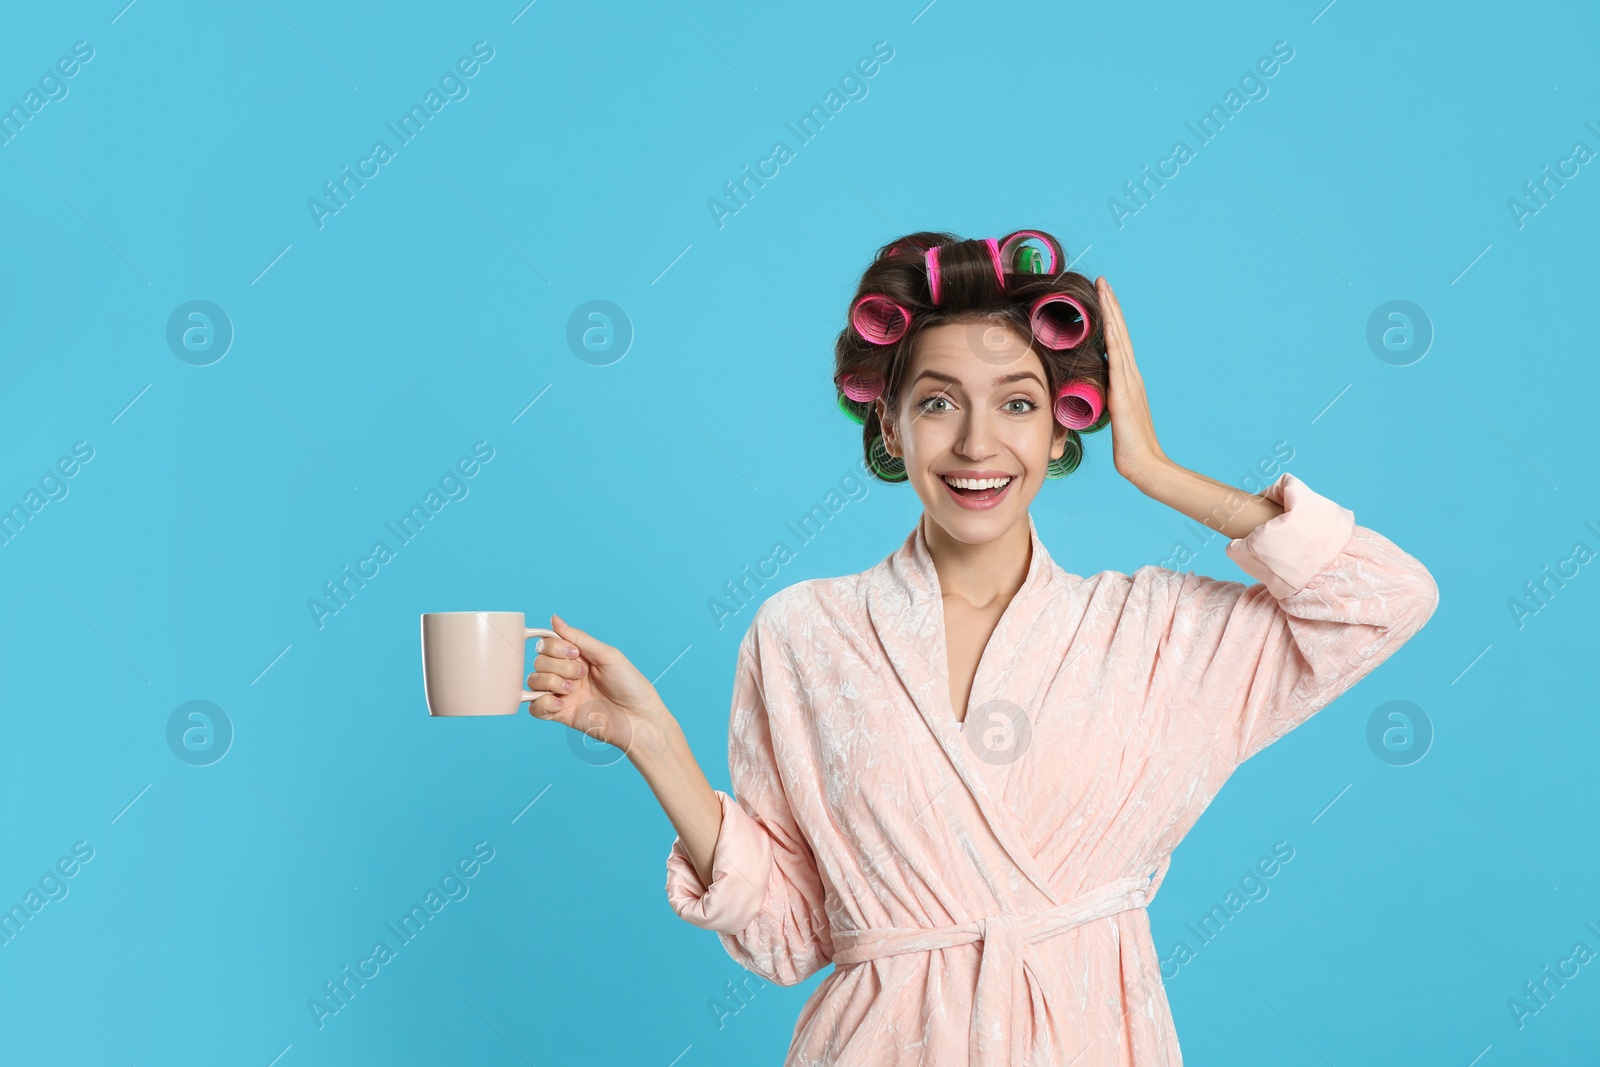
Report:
924,246,943,305
1053,380,1104,430
984,238,1006,288
841,372,885,403
850,294,911,345
1030,293,1091,349
925,241,1005,304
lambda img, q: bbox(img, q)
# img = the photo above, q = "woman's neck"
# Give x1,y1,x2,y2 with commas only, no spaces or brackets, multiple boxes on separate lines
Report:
921,512,1033,610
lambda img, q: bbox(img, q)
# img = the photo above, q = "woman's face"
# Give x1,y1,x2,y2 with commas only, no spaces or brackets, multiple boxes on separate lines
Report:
876,320,1068,544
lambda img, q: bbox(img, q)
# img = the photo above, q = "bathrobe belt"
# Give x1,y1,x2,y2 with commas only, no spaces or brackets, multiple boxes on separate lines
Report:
830,875,1153,1067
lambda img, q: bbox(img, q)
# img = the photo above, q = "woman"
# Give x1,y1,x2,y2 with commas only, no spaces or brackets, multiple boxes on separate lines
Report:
524,231,1439,1065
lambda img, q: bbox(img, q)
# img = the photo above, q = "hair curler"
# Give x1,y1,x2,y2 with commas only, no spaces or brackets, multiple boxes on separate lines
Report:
840,372,885,403
850,294,911,345
837,392,869,424
924,246,943,306
1053,380,1104,430
1030,293,1092,349
983,238,1006,288
999,230,1060,275
867,432,907,481
1046,433,1084,479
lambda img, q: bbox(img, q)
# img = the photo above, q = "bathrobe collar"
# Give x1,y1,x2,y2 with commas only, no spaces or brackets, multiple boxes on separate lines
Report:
864,509,1069,904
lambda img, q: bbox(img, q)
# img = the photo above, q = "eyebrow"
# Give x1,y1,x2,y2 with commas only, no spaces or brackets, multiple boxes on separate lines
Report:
909,369,1045,388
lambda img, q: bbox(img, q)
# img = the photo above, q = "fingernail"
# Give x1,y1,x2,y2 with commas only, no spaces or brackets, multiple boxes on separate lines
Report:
566,644,580,658
561,679,574,692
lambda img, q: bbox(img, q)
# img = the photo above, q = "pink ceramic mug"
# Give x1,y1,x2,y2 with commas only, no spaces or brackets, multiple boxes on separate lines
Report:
421,611,560,716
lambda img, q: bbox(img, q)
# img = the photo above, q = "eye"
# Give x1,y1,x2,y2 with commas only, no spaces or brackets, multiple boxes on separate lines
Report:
917,394,954,414
1004,397,1038,414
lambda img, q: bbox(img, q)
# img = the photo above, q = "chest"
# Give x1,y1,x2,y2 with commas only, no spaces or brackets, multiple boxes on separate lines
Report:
943,594,1010,725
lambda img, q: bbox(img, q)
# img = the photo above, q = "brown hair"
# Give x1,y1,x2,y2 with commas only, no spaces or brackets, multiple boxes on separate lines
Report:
832,229,1108,484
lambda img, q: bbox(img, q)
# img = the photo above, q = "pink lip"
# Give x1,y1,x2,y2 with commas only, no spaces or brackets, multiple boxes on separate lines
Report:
939,472,1015,511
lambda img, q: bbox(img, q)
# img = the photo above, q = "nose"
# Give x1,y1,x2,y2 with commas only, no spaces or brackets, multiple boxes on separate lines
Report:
953,407,999,460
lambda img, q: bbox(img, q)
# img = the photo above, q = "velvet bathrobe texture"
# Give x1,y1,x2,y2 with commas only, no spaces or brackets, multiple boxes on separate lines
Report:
665,472,1439,1066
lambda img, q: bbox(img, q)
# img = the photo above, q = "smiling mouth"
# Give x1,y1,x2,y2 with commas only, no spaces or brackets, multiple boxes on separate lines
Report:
939,474,1014,505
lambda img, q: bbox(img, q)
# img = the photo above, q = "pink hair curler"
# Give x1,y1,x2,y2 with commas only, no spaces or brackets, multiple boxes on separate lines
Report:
984,237,1005,288
999,230,1060,275
850,294,911,345
1053,380,1104,430
841,372,885,403
925,246,943,305
1030,293,1091,349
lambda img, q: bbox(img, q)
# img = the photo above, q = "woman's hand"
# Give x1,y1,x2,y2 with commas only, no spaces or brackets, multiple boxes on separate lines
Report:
1095,276,1170,491
526,615,672,759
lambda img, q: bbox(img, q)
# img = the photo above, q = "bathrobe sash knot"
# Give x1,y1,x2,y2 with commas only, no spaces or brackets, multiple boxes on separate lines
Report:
831,875,1152,1067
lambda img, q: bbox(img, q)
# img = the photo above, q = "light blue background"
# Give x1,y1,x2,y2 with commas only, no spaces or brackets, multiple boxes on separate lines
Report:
1,1,1596,1064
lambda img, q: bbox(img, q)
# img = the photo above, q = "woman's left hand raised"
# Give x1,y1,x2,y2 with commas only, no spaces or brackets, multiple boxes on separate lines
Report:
1096,276,1170,491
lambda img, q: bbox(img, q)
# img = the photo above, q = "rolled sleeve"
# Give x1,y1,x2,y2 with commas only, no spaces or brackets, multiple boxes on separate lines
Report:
1224,472,1357,599
665,788,775,934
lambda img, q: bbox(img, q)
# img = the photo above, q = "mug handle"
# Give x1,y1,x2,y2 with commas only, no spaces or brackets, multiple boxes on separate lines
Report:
520,627,561,704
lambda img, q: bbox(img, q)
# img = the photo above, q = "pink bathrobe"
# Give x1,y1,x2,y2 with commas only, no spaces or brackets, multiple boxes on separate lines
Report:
666,472,1438,1066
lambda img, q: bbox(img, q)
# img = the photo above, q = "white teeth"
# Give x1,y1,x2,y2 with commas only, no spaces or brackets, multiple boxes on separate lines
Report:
942,476,1012,490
